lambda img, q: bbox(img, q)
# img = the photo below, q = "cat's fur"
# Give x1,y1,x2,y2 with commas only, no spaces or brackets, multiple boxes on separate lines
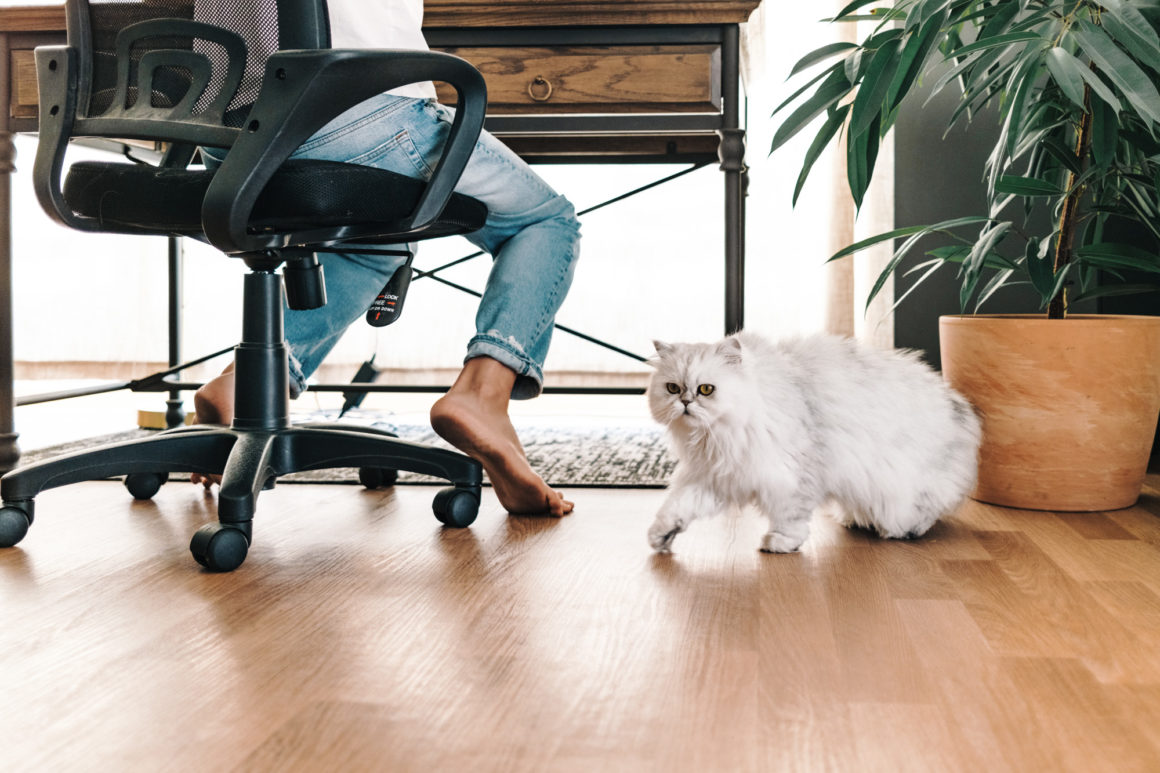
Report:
646,331,981,553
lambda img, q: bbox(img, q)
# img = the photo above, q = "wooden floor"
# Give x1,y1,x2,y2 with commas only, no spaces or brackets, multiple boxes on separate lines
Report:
4,475,1160,771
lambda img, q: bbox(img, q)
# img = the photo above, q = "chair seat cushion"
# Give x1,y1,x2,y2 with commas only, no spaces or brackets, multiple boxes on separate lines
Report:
62,159,488,242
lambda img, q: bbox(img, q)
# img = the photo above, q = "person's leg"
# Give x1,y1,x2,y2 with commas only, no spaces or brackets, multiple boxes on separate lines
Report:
408,102,581,515
197,96,582,515
431,358,572,516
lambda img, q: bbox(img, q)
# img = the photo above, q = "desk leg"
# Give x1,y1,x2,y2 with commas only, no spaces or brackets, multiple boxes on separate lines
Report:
720,24,746,336
0,132,18,474
720,128,746,336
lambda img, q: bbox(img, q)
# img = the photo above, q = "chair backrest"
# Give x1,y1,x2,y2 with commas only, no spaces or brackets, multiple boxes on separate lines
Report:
63,0,328,144
34,0,331,232
36,0,488,249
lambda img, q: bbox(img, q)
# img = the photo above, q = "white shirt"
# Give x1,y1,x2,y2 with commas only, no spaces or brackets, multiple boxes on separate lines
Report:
326,0,436,100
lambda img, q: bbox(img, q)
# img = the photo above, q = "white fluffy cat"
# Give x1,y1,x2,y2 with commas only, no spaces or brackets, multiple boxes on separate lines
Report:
646,331,981,553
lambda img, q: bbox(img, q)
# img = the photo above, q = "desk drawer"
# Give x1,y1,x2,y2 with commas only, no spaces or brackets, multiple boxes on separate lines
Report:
9,48,39,121
434,45,721,113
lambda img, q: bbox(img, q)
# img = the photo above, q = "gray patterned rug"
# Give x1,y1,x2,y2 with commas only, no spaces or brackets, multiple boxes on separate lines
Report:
19,409,676,488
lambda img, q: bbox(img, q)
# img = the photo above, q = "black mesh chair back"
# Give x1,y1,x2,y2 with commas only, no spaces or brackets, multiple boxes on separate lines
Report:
76,0,324,129
34,0,487,252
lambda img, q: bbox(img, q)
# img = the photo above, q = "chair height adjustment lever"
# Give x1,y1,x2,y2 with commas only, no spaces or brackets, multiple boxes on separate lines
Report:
366,259,413,327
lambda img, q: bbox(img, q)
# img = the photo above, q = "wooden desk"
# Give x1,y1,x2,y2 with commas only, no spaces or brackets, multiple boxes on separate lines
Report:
0,1,759,473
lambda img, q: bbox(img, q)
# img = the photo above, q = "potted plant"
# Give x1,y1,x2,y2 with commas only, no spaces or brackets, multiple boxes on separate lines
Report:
772,0,1160,510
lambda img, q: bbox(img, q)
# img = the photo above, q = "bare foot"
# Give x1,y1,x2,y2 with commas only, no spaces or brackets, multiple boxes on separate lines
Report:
430,360,573,517
190,365,234,488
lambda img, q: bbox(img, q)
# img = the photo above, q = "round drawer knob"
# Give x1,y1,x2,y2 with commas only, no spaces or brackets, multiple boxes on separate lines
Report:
527,75,553,102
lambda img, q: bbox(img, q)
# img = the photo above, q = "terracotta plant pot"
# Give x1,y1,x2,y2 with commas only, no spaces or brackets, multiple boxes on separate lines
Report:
939,314,1160,511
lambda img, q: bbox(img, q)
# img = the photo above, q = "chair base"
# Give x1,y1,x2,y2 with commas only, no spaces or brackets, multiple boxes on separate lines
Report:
0,420,483,570
0,262,483,571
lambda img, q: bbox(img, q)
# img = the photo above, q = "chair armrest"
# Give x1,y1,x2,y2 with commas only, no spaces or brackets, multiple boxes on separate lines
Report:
202,49,487,255
31,46,90,231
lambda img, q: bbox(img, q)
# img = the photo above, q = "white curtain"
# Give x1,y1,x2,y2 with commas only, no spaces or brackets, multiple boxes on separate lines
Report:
743,0,895,348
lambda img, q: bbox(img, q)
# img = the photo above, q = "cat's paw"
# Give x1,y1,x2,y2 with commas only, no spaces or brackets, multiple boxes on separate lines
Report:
648,517,685,553
760,531,806,554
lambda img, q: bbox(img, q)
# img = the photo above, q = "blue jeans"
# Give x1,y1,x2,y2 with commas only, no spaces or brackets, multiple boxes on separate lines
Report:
209,95,582,400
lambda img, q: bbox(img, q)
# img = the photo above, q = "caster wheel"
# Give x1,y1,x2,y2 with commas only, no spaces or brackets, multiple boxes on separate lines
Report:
0,503,32,548
432,487,479,528
124,472,169,500
190,524,250,572
359,467,399,489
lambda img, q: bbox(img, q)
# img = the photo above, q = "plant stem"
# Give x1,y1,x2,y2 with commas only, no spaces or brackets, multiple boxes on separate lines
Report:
1047,83,1093,319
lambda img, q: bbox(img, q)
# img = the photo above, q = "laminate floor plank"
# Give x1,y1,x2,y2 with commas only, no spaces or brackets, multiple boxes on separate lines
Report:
895,598,1057,773
4,479,1160,771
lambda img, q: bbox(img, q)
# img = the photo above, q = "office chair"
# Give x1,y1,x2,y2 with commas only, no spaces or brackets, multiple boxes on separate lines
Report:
0,0,488,571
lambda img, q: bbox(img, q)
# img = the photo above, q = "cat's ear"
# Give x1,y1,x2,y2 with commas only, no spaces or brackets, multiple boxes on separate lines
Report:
716,336,743,365
647,340,673,369
652,340,675,357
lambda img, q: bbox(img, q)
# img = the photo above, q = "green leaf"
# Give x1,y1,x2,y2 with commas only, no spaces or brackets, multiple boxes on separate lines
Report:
850,36,903,139
945,246,1018,270
864,225,954,312
926,244,1019,271
830,0,886,21
1044,47,1087,110
977,0,1019,40
1044,263,1074,310
789,42,860,78
1075,243,1160,274
827,215,993,262
845,48,865,83
1003,44,1045,159
966,221,1012,278
943,31,1042,60
974,268,1016,312
793,105,849,206
894,260,947,313
915,0,953,29
959,268,983,312
927,50,987,105
1073,20,1160,126
1100,2,1160,76
770,68,852,155
848,112,882,209
832,12,903,23
1073,59,1123,114
1091,97,1119,168
1071,284,1160,303
994,175,1063,196
1042,137,1083,176
888,9,948,111
925,245,971,262
1024,236,1055,301
772,61,842,118
947,53,1018,128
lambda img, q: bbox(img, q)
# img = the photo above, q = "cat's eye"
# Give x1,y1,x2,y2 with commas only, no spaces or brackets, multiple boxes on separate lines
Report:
665,382,681,394
698,384,715,396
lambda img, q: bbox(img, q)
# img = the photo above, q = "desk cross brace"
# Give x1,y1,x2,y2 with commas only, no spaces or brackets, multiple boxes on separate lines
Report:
15,159,713,417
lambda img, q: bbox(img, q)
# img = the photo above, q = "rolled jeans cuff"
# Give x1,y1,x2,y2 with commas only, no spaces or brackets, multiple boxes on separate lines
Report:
466,334,543,400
